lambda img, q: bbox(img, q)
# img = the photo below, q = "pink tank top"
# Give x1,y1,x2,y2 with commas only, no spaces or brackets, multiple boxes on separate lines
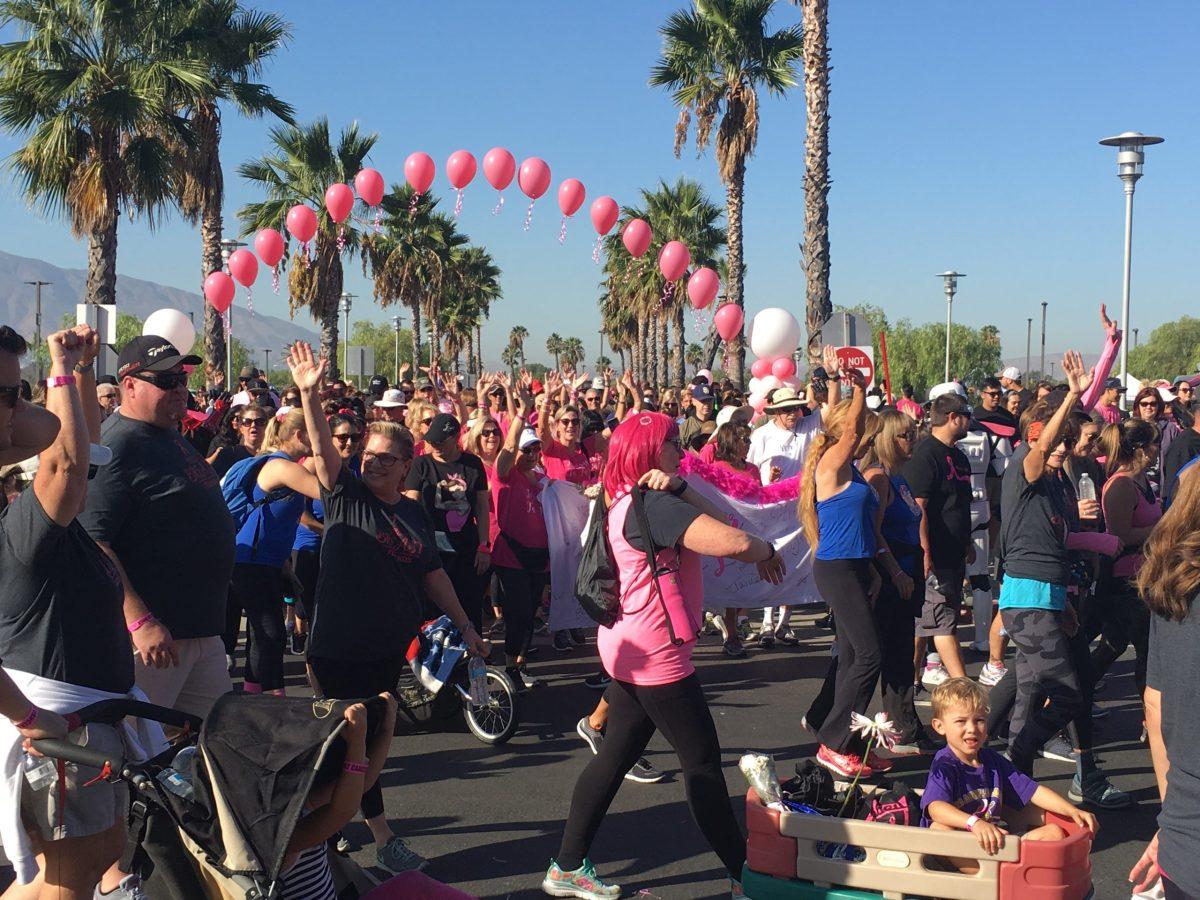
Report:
1103,472,1162,578
596,492,703,686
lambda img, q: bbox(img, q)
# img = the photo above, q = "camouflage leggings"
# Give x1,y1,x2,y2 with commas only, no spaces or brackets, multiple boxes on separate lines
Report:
1002,607,1085,775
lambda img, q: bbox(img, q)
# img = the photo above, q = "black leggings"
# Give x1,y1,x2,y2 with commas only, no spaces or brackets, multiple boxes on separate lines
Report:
495,566,546,659
1090,575,1150,696
556,674,745,879
874,576,922,742
293,547,320,623
308,654,406,821
229,563,286,691
445,551,485,634
812,557,880,754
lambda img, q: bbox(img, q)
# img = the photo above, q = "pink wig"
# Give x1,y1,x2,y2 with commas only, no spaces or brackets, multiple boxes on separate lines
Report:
603,412,679,498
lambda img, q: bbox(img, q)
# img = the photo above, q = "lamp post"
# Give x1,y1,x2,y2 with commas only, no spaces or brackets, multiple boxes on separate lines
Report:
219,238,246,387
1039,301,1048,377
1133,327,1139,349
391,314,404,384
339,292,355,382
1099,131,1163,409
598,328,606,368
24,280,51,382
262,348,271,376
1025,317,1032,377
938,271,964,382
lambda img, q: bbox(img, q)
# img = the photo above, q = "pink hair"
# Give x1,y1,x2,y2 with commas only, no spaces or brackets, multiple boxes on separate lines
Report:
603,412,679,498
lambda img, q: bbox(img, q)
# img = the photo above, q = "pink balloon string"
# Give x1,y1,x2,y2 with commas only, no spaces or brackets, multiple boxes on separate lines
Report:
523,201,534,232
336,225,346,254
692,308,711,333
373,208,382,233
245,288,254,319
592,234,602,264
492,194,505,216
454,188,464,219
558,216,568,244
272,265,280,295
222,309,231,337
409,192,420,216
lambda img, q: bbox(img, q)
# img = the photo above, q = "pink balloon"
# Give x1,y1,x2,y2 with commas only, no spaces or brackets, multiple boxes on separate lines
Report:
405,152,435,194
622,218,652,258
204,271,235,313
324,183,354,224
771,357,797,379
517,157,551,200
446,150,477,190
590,196,619,235
751,358,773,379
354,168,384,207
687,267,720,310
483,147,515,191
557,179,586,216
714,304,744,342
658,240,691,282
227,249,258,288
253,228,285,268
286,204,317,243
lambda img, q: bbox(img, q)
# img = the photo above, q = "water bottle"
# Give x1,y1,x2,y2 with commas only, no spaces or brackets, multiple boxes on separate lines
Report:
156,746,197,802
468,656,489,706
1077,472,1097,519
23,753,56,791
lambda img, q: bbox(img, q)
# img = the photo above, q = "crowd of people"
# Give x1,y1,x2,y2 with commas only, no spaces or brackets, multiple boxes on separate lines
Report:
2,300,1199,900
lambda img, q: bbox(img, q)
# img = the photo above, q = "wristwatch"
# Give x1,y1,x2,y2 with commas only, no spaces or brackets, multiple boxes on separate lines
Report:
669,479,688,497
74,361,94,374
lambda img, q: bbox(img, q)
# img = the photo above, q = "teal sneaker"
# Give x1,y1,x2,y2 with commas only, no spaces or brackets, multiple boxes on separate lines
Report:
542,858,621,898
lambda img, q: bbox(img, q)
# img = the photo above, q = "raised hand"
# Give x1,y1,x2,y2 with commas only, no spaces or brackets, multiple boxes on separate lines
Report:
399,361,411,377
822,345,840,378
70,324,100,366
572,372,590,391
1061,350,1092,396
286,341,327,392
1100,303,1119,338
515,386,533,417
46,328,86,373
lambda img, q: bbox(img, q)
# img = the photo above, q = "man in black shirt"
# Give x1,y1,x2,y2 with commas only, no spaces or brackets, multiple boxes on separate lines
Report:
80,335,236,720
1163,413,1200,503
903,388,975,683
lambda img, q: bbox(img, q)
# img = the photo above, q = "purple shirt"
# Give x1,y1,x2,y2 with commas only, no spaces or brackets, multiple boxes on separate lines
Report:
920,747,1038,827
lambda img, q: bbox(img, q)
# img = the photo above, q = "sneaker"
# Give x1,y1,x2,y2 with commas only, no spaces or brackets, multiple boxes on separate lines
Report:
713,614,730,641
977,661,1007,687
1068,770,1132,809
335,833,356,854
1093,676,1107,694
816,744,873,779
1091,703,1109,720
584,671,611,691
723,639,747,659
289,630,307,655
525,644,541,658
775,627,799,645
624,757,664,783
1038,734,1080,764
488,619,506,637
891,732,940,755
702,611,720,636
542,858,621,899
758,631,775,649
865,749,894,773
534,619,550,636
577,717,604,754
553,631,573,652
506,665,539,692
95,874,147,899
570,628,586,645
817,611,835,630
376,835,428,874
921,662,949,688
737,619,753,641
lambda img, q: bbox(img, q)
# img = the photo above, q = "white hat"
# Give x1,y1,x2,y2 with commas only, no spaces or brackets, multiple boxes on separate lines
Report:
866,394,883,410
1001,366,1022,381
373,388,406,409
590,376,606,390
928,381,968,401
518,428,542,450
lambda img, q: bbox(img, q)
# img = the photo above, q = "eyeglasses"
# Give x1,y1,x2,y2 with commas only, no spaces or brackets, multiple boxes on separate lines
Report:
520,444,541,454
898,432,916,442
1138,401,1159,409
584,396,600,404
240,417,267,427
560,417,580,426
332,432,362,443
133,371,188,391
362,449,402,469
420,417,434,427
0,384,20,409
481,428,501,438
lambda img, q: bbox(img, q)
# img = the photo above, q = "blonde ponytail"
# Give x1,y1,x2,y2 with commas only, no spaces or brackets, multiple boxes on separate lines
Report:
797,398,854,549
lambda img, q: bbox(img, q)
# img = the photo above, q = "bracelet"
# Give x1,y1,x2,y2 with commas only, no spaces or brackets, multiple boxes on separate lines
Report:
477,544,491,553
965,814,979,831
74,361,94,374
12,704,38,730
342,761,369,775
47,375,76,389
127,612,156,634
669,478,688,497
763,542,777,561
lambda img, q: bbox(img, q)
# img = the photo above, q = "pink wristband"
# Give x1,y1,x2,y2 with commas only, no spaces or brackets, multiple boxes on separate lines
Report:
127,613,156,634
342,761,369,775
13,704,38,730
46,375,76,389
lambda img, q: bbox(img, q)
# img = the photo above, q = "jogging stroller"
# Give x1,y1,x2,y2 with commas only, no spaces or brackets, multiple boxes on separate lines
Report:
33,694,395,899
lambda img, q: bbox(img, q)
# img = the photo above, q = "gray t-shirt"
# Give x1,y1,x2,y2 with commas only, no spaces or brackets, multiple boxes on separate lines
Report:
1148,603,1200,896
997,445,1072,585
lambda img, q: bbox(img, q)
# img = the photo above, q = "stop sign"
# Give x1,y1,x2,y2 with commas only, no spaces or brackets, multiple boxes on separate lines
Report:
835,345,875,382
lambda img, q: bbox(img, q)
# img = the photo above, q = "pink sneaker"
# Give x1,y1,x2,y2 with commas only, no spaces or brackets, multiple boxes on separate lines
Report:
816,744,873,778
865,749,894,773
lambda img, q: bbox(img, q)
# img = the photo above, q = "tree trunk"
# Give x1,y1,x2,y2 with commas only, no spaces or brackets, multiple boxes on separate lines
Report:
656,312,668,390
634,317,646,384
200,196,226,387
725,156,748,388
86,217,118,307
408,298,422,368
427,295,441,370
671,300,686,387
801,0,832,367
475,323,483,373
465,330,474,379
317,245,344,380
617,348,626,371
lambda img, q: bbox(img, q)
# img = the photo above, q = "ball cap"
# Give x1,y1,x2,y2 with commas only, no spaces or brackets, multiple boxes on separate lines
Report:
691,383,714,402
928,381,968,401
1000,366,1022,381
117,335,200,378
424,413,461,445
518,427,542,450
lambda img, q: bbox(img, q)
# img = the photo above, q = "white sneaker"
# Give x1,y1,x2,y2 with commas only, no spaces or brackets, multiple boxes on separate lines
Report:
978,661,1007,687
714,615,730,641
921,662,949,688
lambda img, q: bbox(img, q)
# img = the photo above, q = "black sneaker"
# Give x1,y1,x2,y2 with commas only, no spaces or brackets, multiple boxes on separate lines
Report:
1069,769,1132,809
524,644,541,658
576,716,604,754
505,665,539,692
891,732,940,756
487,619,506,637
624,757,664,783
584,671,611,690
570,628,587,645
533,620,550,636
553,631,573,652
289,631,307,655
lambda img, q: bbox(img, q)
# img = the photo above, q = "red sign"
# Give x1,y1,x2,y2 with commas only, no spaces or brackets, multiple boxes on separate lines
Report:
835,345,875,383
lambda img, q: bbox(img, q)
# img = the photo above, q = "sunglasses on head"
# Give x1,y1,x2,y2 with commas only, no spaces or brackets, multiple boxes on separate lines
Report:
133,371,188,391
0,384,20,409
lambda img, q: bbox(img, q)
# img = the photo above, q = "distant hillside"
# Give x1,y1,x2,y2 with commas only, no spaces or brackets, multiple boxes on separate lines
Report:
0,250,318,360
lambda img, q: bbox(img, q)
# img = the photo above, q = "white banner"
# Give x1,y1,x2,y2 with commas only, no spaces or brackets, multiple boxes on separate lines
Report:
542,478,597,631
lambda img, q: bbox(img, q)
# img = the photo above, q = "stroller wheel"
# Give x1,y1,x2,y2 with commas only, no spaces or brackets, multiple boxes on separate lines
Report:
463,667,519,745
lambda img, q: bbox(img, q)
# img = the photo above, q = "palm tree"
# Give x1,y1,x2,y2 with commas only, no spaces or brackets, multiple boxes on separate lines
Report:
560,337,585,370
686,342,703,371
796,0,830,365
546,333,563,371
508,325,529,369
238,117,377,375
171,0,293,383
501,344,520,378
0,0,210,306
441,244,501,375
650,0,802,387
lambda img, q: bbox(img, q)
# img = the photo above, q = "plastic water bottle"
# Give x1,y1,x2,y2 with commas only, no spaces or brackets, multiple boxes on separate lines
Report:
156,746,198,801
1078,472,1096,502
468,657,489,706
23,753,56,791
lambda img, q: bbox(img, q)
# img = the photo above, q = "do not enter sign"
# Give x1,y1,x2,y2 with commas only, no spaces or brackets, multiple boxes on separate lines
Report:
835,346,875,383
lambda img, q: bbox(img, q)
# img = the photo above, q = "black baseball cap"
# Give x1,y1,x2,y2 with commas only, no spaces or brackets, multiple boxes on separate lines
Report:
691,384,714,402
117,335,201,378
1103,377,1125,392
368,374,389,395
239,365,259,380
425,413,461,445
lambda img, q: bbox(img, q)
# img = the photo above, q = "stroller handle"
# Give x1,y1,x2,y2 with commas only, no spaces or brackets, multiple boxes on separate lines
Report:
25,700,202,772
28,738,119,772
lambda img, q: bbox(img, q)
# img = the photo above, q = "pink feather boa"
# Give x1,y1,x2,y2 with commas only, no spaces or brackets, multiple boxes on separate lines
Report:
679,454,802,504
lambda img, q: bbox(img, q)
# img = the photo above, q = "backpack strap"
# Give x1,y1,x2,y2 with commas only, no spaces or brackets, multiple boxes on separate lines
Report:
631,487,685,647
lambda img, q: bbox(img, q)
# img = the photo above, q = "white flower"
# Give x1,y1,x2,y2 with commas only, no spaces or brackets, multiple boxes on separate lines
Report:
849,711,900,752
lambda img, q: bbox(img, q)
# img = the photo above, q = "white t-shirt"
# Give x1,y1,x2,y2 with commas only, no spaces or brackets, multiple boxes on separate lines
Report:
747,411,823,482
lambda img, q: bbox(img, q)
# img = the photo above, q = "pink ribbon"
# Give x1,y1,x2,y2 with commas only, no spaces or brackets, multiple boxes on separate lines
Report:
523,201,535,232
558,216,568,244
492,194,505,216
454,188,465,219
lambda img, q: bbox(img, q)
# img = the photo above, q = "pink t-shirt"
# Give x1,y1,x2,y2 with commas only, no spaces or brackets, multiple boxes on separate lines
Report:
596,492,703,686
542,438,598,487
491,466,548,570
897,397,924,421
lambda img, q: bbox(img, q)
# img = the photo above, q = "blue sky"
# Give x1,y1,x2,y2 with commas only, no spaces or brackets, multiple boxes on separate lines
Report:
2,0,1197,369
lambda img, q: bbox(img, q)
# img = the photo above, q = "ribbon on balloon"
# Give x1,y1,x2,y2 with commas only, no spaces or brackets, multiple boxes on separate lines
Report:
446,150,476,218
517,157,551,231
483,147,515,215
405,152,435,214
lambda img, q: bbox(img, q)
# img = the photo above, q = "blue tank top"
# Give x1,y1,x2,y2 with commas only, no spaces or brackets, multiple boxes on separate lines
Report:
880,473,922,575
815,467,878,560
234,454,306,569
293,497,323,552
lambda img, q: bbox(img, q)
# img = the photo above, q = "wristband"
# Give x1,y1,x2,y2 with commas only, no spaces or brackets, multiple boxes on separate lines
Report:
764,543,777,561
669,478,688,497
74,361,94,374
47,375,76,389
477,544,491,553
12,704,38,730
342,761,369,775
127,612,156,634
965,814,979,831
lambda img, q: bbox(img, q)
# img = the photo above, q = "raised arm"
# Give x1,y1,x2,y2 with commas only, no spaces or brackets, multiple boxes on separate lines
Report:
819,347,867,479
496,387,531,480
1079,305,1122,413
72,325,102,442
33,328,92,525
287,342,339,490
1024,351,1088,483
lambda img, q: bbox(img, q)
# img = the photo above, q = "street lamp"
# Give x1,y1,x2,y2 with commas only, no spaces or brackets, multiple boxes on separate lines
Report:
24,280,51,382
1025,317,1032,377
219,238,246,387
1133,327,1139,349
339,292,355,381
938,271,964,382
1099,131,1163,408
391,314,404,384
262,348,271,376
1040,301,1048,377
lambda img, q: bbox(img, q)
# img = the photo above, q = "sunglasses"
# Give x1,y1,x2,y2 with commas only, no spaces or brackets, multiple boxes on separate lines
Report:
560,417,580,426
362,450,403,469
133,371,188,391
1138,401,1159,408
240,417,267,427
481,428,501,438
981,391,1001,398
1179,387,1194,394
332,432,363,442
0,384,19,409
420,417,434,427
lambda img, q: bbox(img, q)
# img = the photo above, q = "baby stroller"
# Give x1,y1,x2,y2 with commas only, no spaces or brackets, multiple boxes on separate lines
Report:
32,694,414,899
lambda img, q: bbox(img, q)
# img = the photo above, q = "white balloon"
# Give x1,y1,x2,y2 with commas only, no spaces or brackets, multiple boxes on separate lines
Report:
747,376,763,395
749,307,802,360
143,308,196,355
748,390,767,410
782,375,803,390
696,368,713,383
759,375,783,393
